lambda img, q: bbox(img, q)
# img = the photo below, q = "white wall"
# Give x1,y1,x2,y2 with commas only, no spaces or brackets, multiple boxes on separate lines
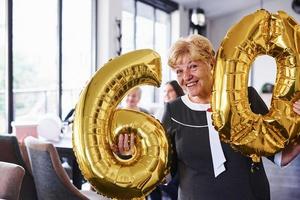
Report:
170,5,190,81
208,0,299,92
179,6,189,37
209,0,299,49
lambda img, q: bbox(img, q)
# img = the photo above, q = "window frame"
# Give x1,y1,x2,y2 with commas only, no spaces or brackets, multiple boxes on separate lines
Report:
3,0,97,132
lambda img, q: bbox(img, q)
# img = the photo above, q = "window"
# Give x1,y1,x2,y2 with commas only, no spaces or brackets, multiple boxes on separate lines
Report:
0,0,6,131
121,0,172,106
121,0,135,53
136,2,154,50
154,9,171,102
62,0,93,118
0,0,96,130
13,0,58,122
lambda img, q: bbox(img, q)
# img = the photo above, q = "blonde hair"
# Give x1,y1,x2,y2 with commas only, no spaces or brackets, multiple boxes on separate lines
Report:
128,87,142,98
168,34,215,68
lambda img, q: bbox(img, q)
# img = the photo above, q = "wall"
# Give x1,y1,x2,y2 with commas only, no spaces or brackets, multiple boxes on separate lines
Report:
208,0,299,92
171,5,190,42
170,5,190,81
209,0,299,49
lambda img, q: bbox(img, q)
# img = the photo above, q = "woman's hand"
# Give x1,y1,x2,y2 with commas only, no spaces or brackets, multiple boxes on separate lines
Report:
111,133,135,156
281,99,300,166
292,99,300,154
293,99,300,115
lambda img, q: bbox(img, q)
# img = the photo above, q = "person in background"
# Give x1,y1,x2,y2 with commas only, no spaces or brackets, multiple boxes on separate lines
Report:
163,80,185,103
155,80,185,121
150,80,184,200
112,87,149,156
124,87,149,114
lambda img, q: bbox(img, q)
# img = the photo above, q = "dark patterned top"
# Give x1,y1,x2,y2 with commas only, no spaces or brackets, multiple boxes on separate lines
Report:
162,87,271,200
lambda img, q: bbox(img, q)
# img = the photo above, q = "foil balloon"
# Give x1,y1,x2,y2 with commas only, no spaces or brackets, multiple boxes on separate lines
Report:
73,49,170,199
212,10,300,162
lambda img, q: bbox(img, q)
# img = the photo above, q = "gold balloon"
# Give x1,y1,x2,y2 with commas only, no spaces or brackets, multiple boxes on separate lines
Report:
212,9,300,162
73,49,170,199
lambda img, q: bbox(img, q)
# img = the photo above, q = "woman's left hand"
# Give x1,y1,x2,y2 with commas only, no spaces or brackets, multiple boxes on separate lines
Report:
293,99,300,147
281,99,300,166
293,99,300,115
292,99,300,145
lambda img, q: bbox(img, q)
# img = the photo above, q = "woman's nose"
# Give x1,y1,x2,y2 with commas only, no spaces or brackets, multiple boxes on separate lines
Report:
183,69,192,81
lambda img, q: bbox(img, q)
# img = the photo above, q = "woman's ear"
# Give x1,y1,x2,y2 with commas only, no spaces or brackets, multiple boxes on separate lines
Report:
210,57,216,70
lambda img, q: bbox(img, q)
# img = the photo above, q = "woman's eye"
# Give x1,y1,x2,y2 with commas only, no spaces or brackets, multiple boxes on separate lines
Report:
176,70,183,75
190,64,198,70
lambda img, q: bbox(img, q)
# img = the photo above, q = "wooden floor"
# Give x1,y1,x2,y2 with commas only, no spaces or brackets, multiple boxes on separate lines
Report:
263,155,300,200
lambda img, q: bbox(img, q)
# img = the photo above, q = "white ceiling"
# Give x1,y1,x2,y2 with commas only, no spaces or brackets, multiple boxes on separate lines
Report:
173,0,273,19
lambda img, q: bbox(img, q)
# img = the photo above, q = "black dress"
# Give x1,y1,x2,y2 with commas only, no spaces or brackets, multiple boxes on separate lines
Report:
162,87,271,200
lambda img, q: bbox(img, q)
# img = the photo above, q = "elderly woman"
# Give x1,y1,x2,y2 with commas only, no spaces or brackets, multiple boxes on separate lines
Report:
116,34,300,200
162,34,300,200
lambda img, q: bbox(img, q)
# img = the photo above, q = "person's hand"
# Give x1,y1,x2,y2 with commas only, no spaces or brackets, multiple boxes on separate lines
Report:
281,100,300,166
293,99,300,115
293,99,300,149
111,133,135,156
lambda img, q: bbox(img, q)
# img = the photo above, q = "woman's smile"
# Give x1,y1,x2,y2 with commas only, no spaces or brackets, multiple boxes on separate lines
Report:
186,80,198,88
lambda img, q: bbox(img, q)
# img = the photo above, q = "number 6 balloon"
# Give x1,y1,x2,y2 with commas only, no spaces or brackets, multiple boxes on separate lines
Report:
73,49,170,199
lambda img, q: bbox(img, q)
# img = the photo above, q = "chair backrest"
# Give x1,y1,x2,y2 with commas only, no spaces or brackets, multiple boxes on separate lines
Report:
0,134,38,200
24,136,88,200
0,161,25,200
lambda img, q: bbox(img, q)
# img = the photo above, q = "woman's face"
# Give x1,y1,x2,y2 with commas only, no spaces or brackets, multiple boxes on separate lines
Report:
126,89,140,108
164,84,178,103
174,55,212,101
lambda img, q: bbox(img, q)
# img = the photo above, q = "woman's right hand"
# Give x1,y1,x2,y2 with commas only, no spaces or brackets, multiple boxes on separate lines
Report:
111,133,135,156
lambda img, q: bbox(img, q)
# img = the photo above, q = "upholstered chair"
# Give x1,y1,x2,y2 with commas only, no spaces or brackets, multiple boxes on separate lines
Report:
24,136,109,200
0,161,25,200
0,134,38,199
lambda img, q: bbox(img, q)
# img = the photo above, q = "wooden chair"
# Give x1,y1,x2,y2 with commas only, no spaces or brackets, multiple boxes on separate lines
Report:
0,134,38,200
24,136,108,200
0,161,25,200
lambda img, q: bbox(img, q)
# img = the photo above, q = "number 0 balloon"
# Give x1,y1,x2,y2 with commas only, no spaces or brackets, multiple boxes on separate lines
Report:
212,10,300,162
